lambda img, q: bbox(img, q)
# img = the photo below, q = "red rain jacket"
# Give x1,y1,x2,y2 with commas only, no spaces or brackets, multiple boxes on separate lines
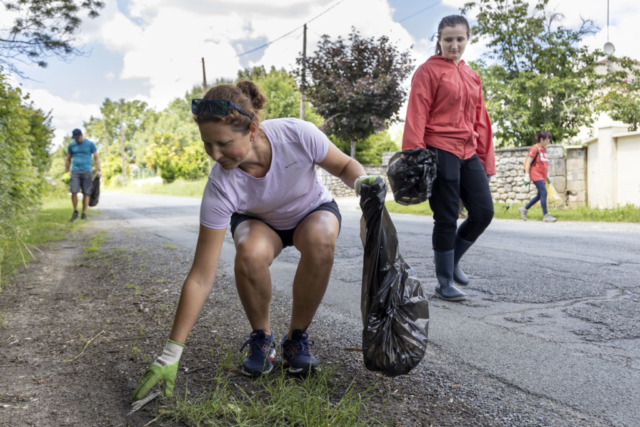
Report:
402,56,495,175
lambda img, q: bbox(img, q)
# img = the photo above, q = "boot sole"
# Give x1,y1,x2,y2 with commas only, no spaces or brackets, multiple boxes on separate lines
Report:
434,292,468,302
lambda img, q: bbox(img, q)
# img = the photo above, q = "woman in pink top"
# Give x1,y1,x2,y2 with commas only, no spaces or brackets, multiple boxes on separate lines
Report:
132,82,377,399
403,15,495,302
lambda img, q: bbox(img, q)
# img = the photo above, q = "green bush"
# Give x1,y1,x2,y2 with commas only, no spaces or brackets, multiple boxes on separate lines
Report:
0,71,54,284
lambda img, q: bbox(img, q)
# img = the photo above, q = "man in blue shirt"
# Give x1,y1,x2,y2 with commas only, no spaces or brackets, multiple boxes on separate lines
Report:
65,129,102,221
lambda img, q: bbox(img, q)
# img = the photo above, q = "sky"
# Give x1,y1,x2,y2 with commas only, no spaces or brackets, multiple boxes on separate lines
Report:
4,0,639,148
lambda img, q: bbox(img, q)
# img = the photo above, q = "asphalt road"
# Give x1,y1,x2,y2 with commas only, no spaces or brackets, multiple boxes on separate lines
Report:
99,192,640,426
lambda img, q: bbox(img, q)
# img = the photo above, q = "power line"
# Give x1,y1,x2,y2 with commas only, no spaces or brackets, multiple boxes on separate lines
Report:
398,0,442,23
237,0,349,57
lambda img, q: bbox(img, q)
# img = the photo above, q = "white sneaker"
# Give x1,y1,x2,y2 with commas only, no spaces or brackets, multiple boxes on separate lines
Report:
543,213,557,222
518,207,528,221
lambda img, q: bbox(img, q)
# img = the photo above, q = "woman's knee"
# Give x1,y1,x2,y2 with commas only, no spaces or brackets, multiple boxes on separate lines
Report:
468,206,494,228
235,240,274,273
297,230,336,263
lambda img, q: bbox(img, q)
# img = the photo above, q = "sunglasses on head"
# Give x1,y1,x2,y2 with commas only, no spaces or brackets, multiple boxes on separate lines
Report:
191,99,253,119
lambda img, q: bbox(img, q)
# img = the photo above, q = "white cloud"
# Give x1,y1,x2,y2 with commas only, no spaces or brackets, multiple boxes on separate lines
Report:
22,89,101,149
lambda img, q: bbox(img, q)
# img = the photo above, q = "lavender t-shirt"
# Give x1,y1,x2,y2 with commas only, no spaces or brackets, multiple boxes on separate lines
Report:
200,118,333,230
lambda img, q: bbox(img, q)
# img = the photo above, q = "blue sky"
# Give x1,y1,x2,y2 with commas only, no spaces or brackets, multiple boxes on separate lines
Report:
4,0,637,146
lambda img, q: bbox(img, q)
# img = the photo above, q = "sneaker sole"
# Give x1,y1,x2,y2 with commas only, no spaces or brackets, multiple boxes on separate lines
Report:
241,348,276,377
283,361,316,375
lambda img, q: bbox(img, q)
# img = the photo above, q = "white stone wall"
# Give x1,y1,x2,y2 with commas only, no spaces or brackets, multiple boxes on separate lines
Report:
566,146,587,207
320,148,582,208
490,145,566,207
316,165,388,198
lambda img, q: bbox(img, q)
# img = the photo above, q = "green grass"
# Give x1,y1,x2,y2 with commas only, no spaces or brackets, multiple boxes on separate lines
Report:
84,231,109,257
385,201,640,223
1,197,76,287
164,365,384,426
105,178,208,198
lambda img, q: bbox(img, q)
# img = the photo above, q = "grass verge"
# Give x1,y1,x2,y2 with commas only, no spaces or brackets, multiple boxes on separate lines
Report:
105,178,207,198
385,201,640,223
1,197,78,288
163,366,384,426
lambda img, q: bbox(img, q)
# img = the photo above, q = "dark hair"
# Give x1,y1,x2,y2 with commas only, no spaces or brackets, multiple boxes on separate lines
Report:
536,131,552,142
435,15,471,56
193,81,266,134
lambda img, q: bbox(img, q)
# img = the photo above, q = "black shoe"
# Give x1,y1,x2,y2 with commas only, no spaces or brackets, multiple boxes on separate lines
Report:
434,249,467,301
81,213,87,220
453,235,474,286
70,211,79,222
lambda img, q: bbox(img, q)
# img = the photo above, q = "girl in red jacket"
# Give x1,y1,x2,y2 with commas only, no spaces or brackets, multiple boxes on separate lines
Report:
403,15,495,302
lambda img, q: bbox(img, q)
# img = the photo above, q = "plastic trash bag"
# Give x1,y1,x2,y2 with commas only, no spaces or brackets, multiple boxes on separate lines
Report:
546,181,562,206
386,148,438,206
89,176,100,207
359,177,430,376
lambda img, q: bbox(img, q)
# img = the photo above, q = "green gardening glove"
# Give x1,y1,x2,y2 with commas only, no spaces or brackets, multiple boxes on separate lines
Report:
62,172,71,185
354,176,381,197
547,177,552,184
131,339,184,401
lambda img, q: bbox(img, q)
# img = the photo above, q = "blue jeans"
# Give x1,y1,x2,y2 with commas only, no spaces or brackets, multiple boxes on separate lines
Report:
525,180,547,215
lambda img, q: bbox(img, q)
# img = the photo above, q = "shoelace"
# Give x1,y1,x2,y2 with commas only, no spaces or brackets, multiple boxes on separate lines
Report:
241,334,272,356
287,334,314,356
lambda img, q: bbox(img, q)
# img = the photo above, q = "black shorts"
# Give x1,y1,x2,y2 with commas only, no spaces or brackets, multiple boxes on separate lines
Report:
70,171,93,195
230,200,342,248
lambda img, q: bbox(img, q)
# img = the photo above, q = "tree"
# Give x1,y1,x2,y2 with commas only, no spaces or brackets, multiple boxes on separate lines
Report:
0,0,104,76
462,0,605,146
236,66,323,125
596,57,640,131
83,98,150,184
298,29,413,157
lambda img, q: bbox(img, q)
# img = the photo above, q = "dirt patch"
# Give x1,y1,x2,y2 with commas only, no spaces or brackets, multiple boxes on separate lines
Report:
0,217,609,426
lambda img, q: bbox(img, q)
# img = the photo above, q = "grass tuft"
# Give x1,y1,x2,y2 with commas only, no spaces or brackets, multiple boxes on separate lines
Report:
1,197,76,288
165,368,383,426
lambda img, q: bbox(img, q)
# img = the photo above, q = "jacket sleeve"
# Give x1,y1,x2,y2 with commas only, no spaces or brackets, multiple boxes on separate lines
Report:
474,81,495,175
402,66,433,150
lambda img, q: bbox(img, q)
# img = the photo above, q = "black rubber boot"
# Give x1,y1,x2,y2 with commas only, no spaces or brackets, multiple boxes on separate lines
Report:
453,235,474,286
434,249,467,301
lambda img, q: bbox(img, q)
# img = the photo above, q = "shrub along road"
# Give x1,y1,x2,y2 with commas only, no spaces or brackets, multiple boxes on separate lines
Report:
1,193,638,426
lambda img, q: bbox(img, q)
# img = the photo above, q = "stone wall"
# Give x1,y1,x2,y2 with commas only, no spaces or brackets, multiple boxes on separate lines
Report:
490,145,565,207
319,147,588,208
565,146,587,207
316,165,388,198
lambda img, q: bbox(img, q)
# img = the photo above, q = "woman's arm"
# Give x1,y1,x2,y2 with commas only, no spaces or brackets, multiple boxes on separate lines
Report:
317,143,367,189
169,225,227,344
402,66,434,150
474,81,495,175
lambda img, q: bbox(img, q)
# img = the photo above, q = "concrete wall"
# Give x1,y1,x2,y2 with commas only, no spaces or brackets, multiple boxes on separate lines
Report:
585,126,640,208
615,131,640,207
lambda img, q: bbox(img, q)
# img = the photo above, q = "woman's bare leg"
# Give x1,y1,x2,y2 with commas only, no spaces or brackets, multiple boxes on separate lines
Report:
288,211,340,337
233,220,283,335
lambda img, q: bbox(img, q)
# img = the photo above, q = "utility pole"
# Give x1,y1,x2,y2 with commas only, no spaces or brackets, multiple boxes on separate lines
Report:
300,24,307,121
202,57,207,92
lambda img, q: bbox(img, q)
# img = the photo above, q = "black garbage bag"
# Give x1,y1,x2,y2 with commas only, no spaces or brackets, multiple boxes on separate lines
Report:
386,148,437,206
89,175,100,207
359,177,429,376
